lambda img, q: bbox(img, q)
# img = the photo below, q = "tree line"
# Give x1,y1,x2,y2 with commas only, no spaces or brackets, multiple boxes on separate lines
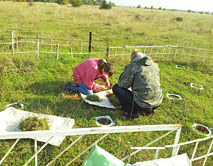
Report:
4,0,116,8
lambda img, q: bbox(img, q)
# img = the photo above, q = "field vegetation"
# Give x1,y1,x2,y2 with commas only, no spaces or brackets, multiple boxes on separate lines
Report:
0,2,212,165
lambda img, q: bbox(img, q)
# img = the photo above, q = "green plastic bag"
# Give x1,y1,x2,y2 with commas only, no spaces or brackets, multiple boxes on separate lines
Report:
82,145,125,166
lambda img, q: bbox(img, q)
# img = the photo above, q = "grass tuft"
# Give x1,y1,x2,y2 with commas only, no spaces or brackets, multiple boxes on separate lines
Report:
19,116,50,131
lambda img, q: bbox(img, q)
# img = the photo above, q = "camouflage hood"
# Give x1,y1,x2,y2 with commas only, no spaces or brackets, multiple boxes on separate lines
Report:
118,55,163,108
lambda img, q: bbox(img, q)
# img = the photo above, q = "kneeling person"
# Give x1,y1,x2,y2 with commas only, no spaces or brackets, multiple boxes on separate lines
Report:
64,58,113,95
112,50,163,119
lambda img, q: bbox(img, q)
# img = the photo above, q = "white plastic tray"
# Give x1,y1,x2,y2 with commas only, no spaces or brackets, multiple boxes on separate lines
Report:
190,83,204,90
0,107,75,146
81,89,118,109
176,65,185,69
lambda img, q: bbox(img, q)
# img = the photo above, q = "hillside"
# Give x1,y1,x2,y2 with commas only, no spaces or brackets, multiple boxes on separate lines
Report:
0,2,212,166
0,2,213,48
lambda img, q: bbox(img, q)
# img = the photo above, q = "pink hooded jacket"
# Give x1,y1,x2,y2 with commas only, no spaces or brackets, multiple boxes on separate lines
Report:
73,58,108,91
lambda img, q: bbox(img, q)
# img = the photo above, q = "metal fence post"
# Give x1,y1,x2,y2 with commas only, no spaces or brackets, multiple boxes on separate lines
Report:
89,32,92,53
56,43,59,60
70,48,73,58
203,139,213,166
11,30,14,56
36,35,39,59
34,138,38,166
106,39,109,61
171,127,182,157
196,49,201,63
181,48,185,62
16,37,19,52
188,48,192,63
202,51,207,64
173,47,177,62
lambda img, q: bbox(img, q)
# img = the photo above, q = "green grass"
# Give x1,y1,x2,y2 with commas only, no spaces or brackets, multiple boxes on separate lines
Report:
0,2,213,166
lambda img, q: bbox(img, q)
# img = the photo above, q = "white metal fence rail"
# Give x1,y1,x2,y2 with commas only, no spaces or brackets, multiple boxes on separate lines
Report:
109,45,213,65
165,135,213,166
1,30,213,65
0,124,181,166
131,135,213,166
0,30,107,59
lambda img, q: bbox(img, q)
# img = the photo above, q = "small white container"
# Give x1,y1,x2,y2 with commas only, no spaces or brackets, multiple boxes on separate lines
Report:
6,102,25,109
192,123,211,136
176,65,185,69
95,115,115,127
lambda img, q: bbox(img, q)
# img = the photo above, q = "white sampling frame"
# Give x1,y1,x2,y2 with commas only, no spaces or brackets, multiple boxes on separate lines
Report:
167,93,182,100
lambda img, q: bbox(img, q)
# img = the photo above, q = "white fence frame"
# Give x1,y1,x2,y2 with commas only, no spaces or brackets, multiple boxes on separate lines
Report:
0,30,107,59
1,30,213,65
132,135,213,166
109,45,213,65
0,124,181,166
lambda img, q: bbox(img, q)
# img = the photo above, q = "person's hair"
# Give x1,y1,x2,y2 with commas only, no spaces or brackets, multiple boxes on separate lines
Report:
131,49,145,58
98,59,113,77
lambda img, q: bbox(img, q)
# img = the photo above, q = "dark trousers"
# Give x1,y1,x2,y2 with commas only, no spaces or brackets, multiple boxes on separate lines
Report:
112,84,158,114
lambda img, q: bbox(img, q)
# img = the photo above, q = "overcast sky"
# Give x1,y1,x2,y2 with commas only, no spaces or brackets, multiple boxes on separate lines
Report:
107,0,213,12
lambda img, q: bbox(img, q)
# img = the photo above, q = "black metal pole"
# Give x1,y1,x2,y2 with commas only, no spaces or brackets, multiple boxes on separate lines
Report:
89,32,92,53
106,38,109,61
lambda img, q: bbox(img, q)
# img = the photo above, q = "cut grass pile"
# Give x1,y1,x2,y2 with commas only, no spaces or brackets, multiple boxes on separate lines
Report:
86,94,102,102
107,92,120,107
19,116,50,131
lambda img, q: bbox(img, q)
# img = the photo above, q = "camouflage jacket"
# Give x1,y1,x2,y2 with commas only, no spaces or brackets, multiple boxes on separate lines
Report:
118,54,163,108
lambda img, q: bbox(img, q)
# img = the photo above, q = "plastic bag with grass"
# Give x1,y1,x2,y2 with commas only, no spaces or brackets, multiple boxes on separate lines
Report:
82,145,125,166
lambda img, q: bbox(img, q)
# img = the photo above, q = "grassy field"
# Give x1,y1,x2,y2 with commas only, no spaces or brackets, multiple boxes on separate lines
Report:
0,2,213,166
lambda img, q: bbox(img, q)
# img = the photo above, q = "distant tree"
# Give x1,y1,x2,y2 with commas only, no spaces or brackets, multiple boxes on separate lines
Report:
57,0,69,5
70,0,82,7
137,5,141,8
205,12,210,14
199,11,204,14
83,0,97,5
144,6,148,9
99,0,111,9
110,1,116,7
187,10,192,12
171,9,176,11
159,7,162,10
150,5,154,9
163,8,166,10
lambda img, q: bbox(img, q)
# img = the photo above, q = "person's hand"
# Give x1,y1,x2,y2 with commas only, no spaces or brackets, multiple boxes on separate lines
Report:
100,85,107,90
105,80,110,88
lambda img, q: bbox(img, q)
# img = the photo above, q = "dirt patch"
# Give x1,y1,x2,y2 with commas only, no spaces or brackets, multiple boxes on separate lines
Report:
97,118,111,125
194,125,209,135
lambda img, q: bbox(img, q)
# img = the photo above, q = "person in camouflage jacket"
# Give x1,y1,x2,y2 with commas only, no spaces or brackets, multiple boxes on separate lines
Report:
112,50,163,119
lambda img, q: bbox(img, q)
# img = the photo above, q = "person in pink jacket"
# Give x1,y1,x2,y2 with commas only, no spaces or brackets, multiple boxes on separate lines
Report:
63,58,113,95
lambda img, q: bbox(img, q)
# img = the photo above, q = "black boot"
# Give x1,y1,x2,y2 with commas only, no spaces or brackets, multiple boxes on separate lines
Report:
63,82,78,92
123,112,139,119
